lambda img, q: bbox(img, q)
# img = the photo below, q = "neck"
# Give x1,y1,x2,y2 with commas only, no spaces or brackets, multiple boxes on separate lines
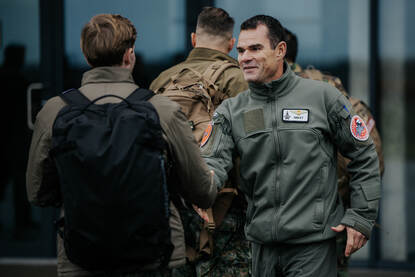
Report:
194,43,229,54
266,61,285,83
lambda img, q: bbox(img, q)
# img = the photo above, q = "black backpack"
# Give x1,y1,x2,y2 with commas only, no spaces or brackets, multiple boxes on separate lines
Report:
51,88,173,271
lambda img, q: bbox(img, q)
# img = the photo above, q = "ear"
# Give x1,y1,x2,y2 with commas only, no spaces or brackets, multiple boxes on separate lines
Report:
227,37,236,53
191,32,196,48
276,41,287,60
122,46,136,70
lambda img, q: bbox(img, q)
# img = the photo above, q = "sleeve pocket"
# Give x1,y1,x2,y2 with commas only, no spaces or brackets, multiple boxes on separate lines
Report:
361,183,381,201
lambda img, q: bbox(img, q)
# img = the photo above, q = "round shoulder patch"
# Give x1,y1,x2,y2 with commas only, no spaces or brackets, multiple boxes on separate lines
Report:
200,123,213,147
350,115,369,141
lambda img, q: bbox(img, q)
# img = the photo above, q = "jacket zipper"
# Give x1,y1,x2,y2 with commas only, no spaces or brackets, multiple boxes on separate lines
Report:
269,96,281,241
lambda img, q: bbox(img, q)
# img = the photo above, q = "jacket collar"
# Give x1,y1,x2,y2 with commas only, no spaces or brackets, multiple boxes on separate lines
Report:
81,66,135,86
186,47,239,65
248,61,299,99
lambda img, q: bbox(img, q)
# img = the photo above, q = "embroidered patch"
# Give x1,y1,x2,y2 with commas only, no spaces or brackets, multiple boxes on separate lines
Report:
200,123,213,147
282,109,309,122
350,115,369,141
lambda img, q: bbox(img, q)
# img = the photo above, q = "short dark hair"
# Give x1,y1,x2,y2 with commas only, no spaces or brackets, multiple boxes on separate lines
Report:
240,15,285,49
284,28,298,63
196,7,234,39
81,14,137,67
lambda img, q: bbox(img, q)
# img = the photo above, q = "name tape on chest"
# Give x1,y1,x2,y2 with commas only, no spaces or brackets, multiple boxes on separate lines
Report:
282,109,309,123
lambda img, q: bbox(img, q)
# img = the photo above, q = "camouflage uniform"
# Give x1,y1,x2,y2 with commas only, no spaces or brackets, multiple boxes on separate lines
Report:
174,204,251,277
151,48,250,277
293,63,385,277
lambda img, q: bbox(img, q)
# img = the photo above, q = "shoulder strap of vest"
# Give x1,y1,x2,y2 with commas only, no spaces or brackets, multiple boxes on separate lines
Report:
126,88,155,103
59,89,90,106
202,60,238,85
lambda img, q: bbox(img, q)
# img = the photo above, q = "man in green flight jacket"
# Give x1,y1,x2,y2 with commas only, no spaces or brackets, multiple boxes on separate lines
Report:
201,15,381,277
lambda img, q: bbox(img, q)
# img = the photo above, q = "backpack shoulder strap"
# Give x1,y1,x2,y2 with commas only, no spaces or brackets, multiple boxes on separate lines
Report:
126,88,155,103
59,89,91,106
202,61,239,106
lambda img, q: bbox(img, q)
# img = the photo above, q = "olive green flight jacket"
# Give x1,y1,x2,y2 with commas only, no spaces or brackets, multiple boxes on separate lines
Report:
201,62,381,244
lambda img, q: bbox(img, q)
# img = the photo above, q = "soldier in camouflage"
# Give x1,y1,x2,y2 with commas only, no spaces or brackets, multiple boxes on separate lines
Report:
284,28,385,277
150,7,250,277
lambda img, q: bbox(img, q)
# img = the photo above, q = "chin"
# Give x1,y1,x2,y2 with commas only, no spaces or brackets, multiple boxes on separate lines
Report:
243,74,257,83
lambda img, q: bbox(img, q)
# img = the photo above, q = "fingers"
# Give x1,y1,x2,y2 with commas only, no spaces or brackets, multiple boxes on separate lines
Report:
345,227,368,257
357,235,368,250
330,224,345,233
345,227,354,257
192,205,209,222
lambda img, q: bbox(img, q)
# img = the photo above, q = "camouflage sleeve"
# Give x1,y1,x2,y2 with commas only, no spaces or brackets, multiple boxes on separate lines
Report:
327,91,381,239
200,104,236,190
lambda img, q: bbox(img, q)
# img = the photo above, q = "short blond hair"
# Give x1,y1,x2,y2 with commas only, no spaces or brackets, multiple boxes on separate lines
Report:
81,14,137,67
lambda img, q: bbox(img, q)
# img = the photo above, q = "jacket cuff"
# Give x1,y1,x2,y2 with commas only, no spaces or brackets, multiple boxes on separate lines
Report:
340,209,374,239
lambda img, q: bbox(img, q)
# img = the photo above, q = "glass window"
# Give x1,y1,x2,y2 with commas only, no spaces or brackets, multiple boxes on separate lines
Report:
379,0,413,263
0,0,40,67
65,0,185,67
0,0,47,258
64,0,186,89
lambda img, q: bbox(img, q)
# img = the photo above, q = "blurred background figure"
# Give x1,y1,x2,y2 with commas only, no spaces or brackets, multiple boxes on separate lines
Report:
0,44,36,239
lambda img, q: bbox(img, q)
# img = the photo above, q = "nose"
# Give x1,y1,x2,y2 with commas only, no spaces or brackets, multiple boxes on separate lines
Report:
238,50,252,65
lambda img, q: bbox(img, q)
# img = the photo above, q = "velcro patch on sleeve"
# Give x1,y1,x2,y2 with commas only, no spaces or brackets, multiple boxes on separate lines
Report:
350,115,369,141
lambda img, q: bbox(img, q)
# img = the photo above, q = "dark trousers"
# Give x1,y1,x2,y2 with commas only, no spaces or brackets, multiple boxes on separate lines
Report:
251,238,337,277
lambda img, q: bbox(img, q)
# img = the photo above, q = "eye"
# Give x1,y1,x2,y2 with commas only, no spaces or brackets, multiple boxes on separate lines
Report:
237,48,245,54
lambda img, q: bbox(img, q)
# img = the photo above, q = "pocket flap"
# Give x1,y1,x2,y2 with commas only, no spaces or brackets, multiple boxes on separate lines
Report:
360,183,381,201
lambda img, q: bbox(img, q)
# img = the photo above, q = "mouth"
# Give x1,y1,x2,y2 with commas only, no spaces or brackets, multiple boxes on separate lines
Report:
242,66,257,72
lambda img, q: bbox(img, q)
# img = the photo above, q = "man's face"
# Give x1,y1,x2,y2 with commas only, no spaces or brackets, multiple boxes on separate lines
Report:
237,24,284,84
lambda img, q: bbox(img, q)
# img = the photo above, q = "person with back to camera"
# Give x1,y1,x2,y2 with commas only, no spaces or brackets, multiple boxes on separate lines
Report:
26,13,216,277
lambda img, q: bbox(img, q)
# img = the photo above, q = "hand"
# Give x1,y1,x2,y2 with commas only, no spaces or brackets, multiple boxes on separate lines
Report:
192,205,209,222
192,171,215,222
331,224,367,257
